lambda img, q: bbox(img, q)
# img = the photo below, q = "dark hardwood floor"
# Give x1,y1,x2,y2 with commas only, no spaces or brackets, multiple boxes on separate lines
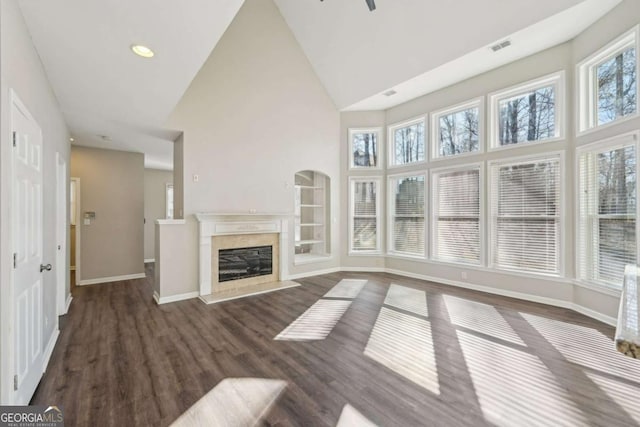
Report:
32,265,640,426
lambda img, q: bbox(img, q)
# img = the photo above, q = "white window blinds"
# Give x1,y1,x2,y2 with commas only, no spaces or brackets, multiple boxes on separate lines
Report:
578,137,637,287
351,179,380,252
433,168,480,264
389,175,425,256
491,156,561,274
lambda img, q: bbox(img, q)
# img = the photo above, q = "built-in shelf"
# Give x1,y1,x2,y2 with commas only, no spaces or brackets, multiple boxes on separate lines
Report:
294,170,330,261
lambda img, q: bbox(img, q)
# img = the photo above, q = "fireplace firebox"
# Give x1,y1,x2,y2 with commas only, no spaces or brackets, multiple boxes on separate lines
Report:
218,245,273,283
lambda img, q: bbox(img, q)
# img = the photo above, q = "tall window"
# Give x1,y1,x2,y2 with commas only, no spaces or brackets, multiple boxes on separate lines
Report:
432,167,481,264
388,174,425,256
489,72,564,148
432,99,482,158
578,26,638,132
578,134,638,287
350,178,381,253
490,155,561,274
388,118,425,166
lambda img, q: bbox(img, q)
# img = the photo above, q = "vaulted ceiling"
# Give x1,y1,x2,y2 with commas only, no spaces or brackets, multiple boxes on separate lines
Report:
18,0,622,169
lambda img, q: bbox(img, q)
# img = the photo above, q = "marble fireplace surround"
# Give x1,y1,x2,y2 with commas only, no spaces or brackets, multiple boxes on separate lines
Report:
195,213,290,301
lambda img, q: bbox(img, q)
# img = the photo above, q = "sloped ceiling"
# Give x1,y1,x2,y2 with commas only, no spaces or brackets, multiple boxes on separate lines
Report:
18,0,622,167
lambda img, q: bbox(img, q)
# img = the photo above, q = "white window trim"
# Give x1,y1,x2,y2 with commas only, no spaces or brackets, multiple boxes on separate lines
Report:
488,71,566,151
348,127,383,171
430,162,484,266
430,97,484,161
387,171,427,259
576,25,640,136
349,176,383,255
387,116,427,169
488,151,565,277
575,130,640,290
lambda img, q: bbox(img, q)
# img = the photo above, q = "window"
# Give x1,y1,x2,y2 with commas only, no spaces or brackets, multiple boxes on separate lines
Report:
69,179,77,226
489,72,564,148
490,155,562,275
432,167,481,264
166,184,174,219
432,98,482,159
349,128,381,169
388,118,425,166
578,26,639,132
578,133,638,287
349,178,381,253
388,174,425,256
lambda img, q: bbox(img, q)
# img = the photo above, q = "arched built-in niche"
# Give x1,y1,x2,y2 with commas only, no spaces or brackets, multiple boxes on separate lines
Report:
294,170,331,263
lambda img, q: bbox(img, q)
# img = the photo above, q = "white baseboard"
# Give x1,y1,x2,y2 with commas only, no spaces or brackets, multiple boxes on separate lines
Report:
286,267,342,280
42,329,60,374
79,273,146,286
383,268,617,326
144,259,155,263
65,294,73,313
153,290,199,305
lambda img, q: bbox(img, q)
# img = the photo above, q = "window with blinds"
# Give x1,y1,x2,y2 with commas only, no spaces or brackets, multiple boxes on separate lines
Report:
389,175,425,256
490,156,561,274
432,168,480,264
578,135,638,287
350,178,381,253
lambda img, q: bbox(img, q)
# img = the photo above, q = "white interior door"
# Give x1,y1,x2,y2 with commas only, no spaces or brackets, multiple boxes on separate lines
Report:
56,153,67,315
12,93,44,404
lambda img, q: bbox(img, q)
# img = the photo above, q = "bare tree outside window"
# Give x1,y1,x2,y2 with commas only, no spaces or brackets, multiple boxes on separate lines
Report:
438,107,479,156
498,86,555,146
351,132,378,167
392,122,425,165
597,47,637,126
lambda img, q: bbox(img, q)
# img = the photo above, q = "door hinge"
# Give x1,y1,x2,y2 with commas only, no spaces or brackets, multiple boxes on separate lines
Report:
13,253,17,269
13,374,18,391
12,131,16,147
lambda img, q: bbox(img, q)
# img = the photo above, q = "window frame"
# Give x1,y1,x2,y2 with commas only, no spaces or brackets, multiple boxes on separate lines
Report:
488,71,566,151
387,116,427,169
387,172,427,259
575,131,640,290
488,151,565,277
431,97,484,161
430,163,484,266
577,25,639,135
348,128,383,170
349,176,383,255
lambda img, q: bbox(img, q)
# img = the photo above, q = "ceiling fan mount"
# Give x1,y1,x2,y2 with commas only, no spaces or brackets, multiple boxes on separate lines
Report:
320,0,376,12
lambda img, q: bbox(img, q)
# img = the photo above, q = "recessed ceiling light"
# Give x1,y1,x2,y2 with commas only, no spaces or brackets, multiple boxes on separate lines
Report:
131,44,154,58
69,137,74,142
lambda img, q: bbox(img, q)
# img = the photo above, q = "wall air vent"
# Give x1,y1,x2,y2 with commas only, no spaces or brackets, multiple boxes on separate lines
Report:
491,40,512,52
383,90,397,97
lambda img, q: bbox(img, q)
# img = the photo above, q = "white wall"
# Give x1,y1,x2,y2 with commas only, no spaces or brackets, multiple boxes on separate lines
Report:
162,0,341,298
0,0,70,403
144,168,173,261
340,0,640,324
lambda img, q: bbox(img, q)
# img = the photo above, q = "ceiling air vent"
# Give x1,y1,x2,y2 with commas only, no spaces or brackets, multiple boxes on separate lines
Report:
491,40,512,52
383,90,397,97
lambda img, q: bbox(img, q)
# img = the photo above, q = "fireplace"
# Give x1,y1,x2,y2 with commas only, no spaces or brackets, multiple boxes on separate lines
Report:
219,245,273,282
195,213,290,299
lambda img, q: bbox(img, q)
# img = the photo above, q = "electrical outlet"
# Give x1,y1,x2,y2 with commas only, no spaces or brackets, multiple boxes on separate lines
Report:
461,271,468,280
193,174,199,182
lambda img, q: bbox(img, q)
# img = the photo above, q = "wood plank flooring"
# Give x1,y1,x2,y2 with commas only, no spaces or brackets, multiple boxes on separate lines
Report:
32,265,640,426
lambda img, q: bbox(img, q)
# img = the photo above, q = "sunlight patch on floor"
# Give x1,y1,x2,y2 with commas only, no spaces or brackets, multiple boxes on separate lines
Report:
522,313,640,378
275,299,352,341
364,307,439,394
336,404,378,427
383,284,428,317
457,330,586,427
170,378,287,427
585,371,640,423
323,279,367,299
443,295,525,346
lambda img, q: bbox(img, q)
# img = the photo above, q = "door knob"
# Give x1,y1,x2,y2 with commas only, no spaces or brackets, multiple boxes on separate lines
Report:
40,263,52,273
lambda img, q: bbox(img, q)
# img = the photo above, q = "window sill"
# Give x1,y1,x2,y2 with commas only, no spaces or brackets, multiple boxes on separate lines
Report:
348,251,383,257
294,254,332,266
577,112,640,139
572,279,622,297
386,252,427,261
488,135,565,153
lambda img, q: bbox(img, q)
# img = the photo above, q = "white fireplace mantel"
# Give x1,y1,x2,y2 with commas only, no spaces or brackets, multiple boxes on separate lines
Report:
195,213,291,299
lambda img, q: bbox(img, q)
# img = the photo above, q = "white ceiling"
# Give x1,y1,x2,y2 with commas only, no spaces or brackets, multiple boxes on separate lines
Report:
18,0,622,168
19,0,245,170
